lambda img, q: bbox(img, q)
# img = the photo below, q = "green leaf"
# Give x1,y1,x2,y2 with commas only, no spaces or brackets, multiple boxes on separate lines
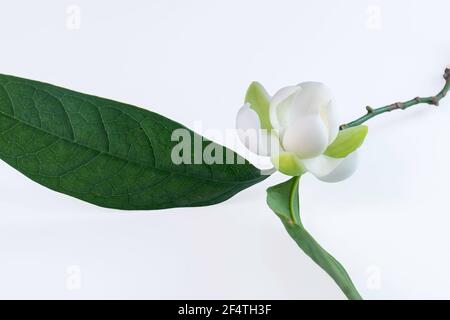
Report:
267,177,362,300
0,74,267,210
324,125,368,158
245,81,272,130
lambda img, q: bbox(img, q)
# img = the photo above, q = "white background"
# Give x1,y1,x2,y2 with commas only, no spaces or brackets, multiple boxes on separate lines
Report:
0,0,449,299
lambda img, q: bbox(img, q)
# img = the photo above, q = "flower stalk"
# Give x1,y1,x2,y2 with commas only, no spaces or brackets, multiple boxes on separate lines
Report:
340,68,450,130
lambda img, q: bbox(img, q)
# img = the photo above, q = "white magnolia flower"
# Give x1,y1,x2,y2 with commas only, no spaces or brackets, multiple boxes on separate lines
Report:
236,81,365,182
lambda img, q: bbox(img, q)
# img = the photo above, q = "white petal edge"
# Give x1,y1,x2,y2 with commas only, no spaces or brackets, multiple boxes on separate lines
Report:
236,103,280,156
302,152,358,183
282,82,337,143
236,103,260,131
293,82,333,116
269,85,301,131
321,100,339,144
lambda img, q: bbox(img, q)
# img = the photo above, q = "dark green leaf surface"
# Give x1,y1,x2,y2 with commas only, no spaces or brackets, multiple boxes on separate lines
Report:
0,74,267,210
267,177,362,300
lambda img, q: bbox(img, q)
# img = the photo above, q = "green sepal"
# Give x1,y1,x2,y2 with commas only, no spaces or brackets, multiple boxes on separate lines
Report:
271,152,305,177
324,125,368,158
245,81,272,130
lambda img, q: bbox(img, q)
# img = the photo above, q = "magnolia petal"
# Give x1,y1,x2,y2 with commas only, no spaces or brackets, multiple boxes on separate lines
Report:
281,114,329,159
236,103,260,131
321,100,339,144
256,130,280,156
303,152,358,183
236,104,280,156
277,82,337,143
302,154,343,177
236,103,261,154
317,152,358,182
269,85,302,131
292,82,333,116
290,82,337,143
236,130,279,157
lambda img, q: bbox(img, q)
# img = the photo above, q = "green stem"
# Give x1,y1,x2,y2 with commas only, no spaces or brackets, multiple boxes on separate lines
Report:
267,177,363,300
340,68,450,130
289,176,301,225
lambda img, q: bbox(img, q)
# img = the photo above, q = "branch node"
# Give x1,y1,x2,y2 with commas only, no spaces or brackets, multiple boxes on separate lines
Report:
444,68,450,81
366,106,374,113
389,103,403,111
415,97,421,103
431,97,439,106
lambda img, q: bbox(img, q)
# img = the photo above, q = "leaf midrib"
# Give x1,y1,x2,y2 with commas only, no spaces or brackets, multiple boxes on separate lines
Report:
0,109,262,185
